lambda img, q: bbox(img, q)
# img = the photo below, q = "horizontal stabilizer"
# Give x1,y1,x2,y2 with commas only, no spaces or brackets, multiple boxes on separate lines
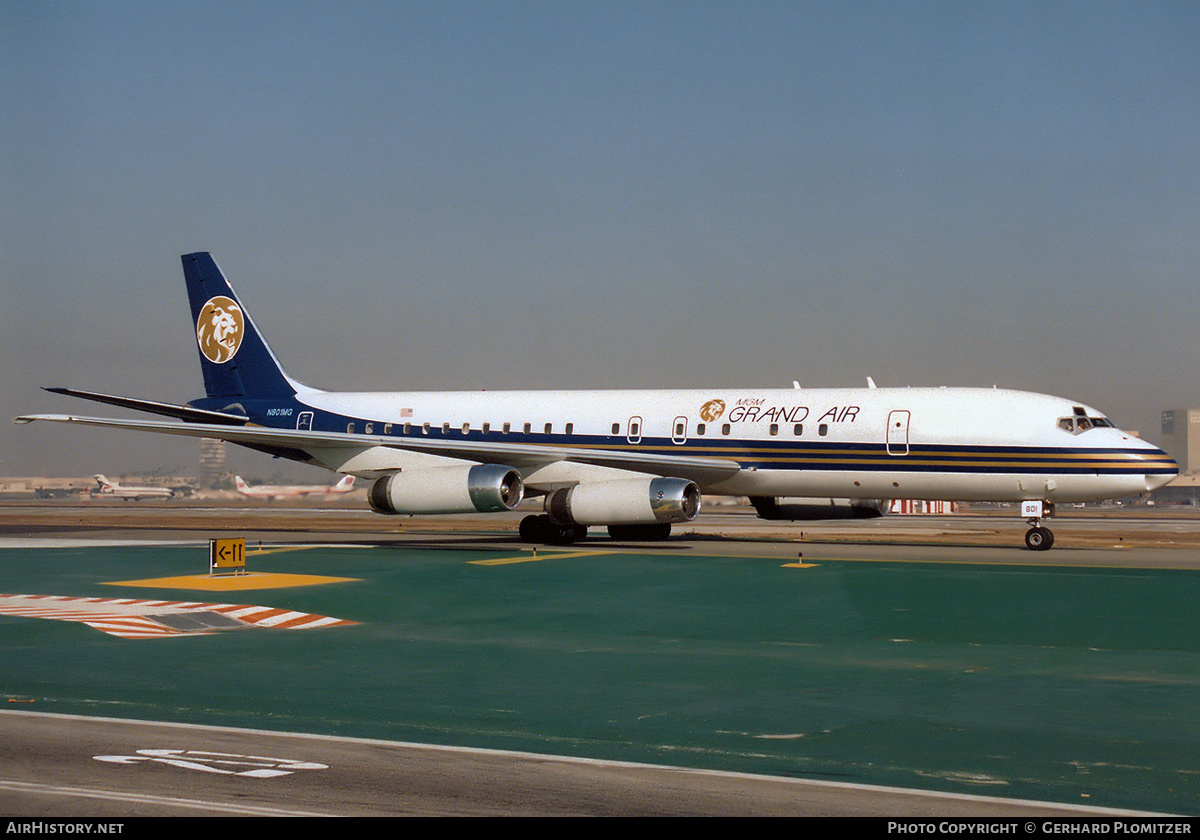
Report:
42,387,250,426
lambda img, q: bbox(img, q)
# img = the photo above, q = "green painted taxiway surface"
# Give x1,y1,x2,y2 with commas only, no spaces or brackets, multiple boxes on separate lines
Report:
1,542,1197,814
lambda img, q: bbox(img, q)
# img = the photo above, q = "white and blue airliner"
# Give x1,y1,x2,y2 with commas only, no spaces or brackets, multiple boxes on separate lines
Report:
17,253,1177,550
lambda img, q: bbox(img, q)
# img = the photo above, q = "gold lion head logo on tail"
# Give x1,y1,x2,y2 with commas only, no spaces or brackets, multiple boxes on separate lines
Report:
197,296,244,363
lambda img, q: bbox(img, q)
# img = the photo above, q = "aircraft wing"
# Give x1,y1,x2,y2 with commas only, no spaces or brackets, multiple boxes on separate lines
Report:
14,413,744,485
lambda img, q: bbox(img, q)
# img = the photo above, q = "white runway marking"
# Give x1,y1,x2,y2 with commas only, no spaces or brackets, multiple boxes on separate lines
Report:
95,748,329,777
0,779,332,816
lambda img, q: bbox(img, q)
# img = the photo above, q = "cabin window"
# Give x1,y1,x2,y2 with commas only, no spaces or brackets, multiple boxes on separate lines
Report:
347,423,355,434
523,423,532,434
482,422,490,434
543,423,552,434
697,423,706,435
383,424,392,435
502,422,511,434
365,423,373,435
403,423,411,434
819,424,828,436
441,422,450,434
565,423,574,435
611,423,620,435
422,422,430,434
793,424,803,436
769,423,778,436
461,423,470,434
722,423,731,435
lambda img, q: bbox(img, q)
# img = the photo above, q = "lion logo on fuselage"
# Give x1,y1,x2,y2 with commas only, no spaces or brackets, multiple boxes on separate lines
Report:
700,399,726,422
197,296,244,364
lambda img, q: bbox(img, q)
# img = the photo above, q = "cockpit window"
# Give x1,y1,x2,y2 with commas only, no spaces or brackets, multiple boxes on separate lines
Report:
1058,412,1113,434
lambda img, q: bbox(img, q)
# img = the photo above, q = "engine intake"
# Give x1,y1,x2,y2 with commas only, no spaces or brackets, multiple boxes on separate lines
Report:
546,477,701,526
369,464,524,515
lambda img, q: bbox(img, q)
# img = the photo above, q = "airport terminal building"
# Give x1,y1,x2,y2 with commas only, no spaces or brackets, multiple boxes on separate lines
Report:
1162,408,1200,475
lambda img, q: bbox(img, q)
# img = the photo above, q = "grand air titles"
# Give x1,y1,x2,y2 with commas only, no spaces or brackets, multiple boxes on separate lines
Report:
704,397,860,425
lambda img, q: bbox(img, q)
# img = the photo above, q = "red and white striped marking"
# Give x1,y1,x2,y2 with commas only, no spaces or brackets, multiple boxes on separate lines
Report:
0,593,357,639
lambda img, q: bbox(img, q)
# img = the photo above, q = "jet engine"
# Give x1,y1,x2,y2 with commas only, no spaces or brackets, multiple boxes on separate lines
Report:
369,464,524,515
545,477,701,526
749,496,887,520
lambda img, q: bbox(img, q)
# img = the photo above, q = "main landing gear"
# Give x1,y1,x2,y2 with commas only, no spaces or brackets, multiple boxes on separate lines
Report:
1022,500,1055,551
518,515,673,545
519,514,588,545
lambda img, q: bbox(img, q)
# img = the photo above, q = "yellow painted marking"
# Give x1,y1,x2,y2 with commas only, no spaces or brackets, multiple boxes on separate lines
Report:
573,543,1178,572
781,563,819,568
470,550,616,566
103,572,359,591
243,545,359,556
769,555,1178,571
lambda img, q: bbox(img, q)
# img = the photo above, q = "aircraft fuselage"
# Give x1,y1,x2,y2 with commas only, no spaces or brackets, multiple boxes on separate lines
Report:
194,385,1174,504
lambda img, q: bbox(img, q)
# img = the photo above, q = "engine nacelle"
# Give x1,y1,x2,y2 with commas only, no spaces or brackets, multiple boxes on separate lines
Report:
750,496,888,521
545,477,701,526
369,464,524,515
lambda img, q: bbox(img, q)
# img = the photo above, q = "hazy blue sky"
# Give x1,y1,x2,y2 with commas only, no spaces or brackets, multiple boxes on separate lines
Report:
3,1,1198,478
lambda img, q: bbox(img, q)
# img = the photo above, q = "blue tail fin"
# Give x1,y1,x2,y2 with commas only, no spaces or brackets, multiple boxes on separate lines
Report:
181,252,296,398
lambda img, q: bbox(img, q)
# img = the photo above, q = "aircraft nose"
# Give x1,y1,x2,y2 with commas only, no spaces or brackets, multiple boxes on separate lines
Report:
1136,441,1177,492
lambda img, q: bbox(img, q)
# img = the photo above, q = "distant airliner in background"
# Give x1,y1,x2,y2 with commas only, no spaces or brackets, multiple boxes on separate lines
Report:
92,474,174,501
17,253,1176,550
234,474,355,500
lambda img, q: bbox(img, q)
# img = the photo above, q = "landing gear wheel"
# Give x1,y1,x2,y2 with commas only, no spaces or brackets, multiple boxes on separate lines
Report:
607,523,672,541
519,515,586,545
519,514,545,543
546,522,587,545
1024,526,1055,551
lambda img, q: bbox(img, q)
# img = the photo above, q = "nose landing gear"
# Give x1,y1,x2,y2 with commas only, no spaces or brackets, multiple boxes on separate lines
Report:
1024,524,1055,551
1022,500,1056,551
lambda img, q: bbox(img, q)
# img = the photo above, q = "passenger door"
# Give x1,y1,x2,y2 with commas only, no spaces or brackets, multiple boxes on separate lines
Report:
886,410,910,456
672,416,688,445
